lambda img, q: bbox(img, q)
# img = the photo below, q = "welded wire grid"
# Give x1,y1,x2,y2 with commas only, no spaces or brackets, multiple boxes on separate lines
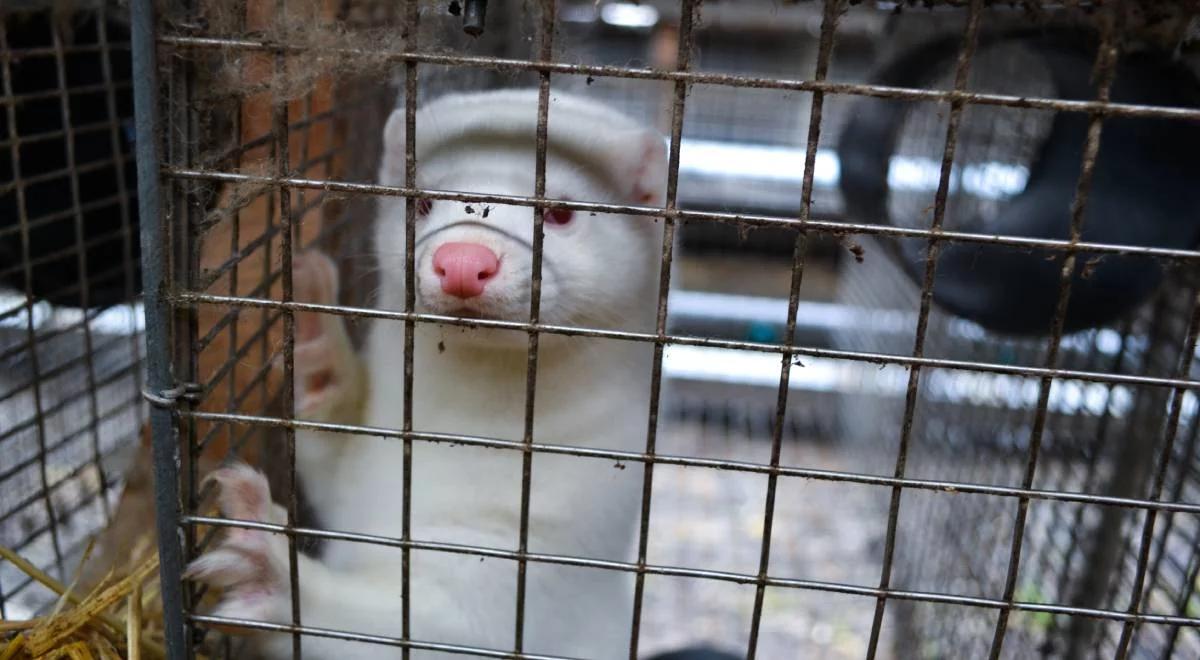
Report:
0,2,145,619
135,0,1200,658
832,8,1200,660
838,237,1200,659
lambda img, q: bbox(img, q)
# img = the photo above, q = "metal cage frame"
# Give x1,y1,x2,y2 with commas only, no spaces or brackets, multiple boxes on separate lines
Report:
127,1,1200,658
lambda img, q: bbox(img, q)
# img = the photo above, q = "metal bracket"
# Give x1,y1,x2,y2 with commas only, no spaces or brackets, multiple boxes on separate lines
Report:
463,0,487,36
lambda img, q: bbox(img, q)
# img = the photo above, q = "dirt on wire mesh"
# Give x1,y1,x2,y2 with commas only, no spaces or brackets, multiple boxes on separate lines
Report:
878,1,1200,51
185,0,409,103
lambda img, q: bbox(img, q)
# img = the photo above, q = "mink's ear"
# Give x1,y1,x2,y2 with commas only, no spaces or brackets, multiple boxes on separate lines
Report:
625,130,668,207
379,107,407,186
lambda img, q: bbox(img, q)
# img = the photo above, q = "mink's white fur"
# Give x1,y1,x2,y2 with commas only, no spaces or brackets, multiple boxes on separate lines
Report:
187,89,668,659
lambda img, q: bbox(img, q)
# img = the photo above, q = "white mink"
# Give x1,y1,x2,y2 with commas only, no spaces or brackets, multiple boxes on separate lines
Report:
187,88,669,659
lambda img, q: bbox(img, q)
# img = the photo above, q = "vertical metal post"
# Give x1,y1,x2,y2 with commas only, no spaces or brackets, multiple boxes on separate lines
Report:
866,3,984,655
514,0,555,652
746,1,841,657
401,2,421,657
987,24,1120,659
131,0,189,657
629,2,696,657
269,1,303,655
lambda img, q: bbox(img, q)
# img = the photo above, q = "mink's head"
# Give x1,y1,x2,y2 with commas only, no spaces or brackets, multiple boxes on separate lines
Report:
374,89,667,349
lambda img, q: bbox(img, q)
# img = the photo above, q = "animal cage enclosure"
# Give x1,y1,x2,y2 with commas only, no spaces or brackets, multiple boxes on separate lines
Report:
5,0,1200,658
0,0,145,625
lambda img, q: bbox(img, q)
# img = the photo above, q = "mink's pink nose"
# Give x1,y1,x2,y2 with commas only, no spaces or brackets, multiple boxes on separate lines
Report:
432,242,500,299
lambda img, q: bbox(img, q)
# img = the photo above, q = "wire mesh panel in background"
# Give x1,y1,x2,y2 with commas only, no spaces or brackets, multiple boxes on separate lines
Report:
0,0,145,621
839,244,1200,659
130,1,1200,659
834,14,1200,658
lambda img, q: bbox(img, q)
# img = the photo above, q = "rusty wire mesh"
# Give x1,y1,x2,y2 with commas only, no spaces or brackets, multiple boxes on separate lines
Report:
124,0,1200,658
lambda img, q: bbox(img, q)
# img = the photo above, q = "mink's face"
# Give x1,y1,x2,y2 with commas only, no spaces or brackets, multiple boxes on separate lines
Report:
373,150,660,346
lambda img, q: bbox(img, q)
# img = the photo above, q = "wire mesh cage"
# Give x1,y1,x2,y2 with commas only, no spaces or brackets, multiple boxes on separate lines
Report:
0,0,145,622
138,0,1200,658
832,15,1200,658
3,0,1200,658
838,240,1200,659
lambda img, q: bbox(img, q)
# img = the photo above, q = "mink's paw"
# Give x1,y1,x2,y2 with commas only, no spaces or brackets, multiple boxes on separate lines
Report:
292,250,362,419
184,464,291,625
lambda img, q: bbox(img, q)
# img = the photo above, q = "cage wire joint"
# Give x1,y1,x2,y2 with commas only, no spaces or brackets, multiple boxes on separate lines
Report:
142,382,203,409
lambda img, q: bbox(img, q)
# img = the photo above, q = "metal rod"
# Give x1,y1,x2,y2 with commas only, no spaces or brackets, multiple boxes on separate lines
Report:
269,0,304,653
130,0,189,655
987,21,1120,658
746,1,841,657
401,2,421,656
514,0,555,653
156,35,1200,123
179,410,1200,528
174,291,1200,392
868,3,984,655
162,167,1200,262
189,614,573,660
179,514,1200,628
628,3,695,655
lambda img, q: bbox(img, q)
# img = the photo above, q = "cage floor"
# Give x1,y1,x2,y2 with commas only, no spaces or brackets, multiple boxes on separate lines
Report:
641,406,893,659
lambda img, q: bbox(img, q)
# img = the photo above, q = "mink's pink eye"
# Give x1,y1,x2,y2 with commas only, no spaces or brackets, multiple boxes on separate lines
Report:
544,207,574,226
414,197,432,217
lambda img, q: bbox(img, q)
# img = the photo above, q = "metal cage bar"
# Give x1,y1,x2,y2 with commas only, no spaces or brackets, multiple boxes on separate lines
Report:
159,34,1200,122
130,0,189,656
162,167,1200,263
867,4,985,656
267,0,304,655
400,2,421,657
168,291,1200,392
514,0,556,654
628,1,696,656
171,405,1200,516
987,21,1119,657
746,1,842,658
